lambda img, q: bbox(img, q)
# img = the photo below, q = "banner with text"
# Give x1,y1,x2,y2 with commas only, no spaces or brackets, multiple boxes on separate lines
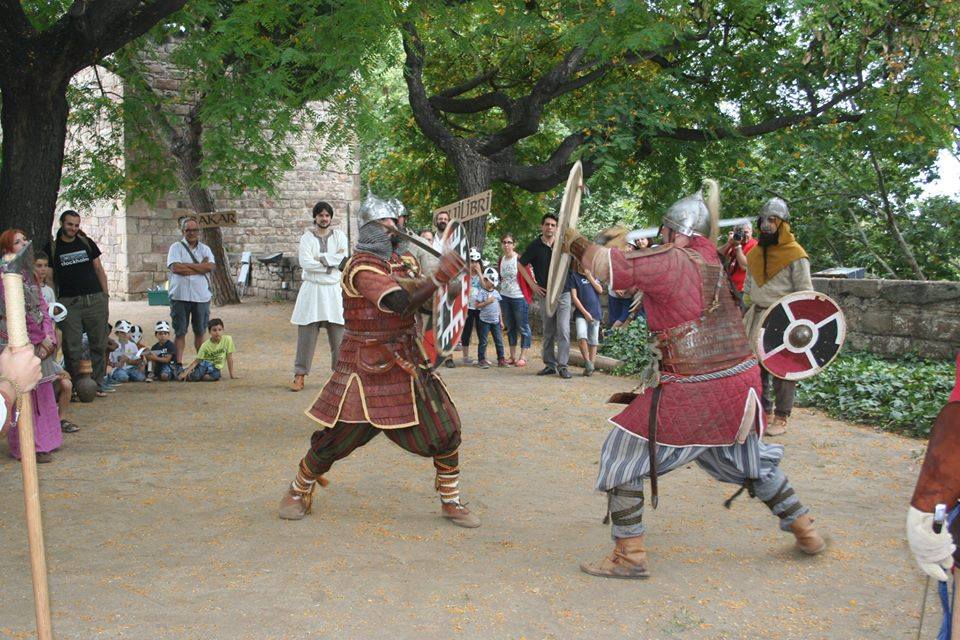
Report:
432,190,492,223
174,210,239,229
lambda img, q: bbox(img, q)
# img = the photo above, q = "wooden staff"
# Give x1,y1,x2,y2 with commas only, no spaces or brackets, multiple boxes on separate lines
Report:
2,253,54,640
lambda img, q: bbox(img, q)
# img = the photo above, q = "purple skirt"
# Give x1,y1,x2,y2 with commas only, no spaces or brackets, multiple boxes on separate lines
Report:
7,380,62,459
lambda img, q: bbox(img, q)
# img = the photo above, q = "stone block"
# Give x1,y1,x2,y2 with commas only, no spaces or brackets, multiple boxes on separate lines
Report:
814,278,880,299
879,280,960,304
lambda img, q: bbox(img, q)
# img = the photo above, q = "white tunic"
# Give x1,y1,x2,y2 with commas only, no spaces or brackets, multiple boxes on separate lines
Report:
290,229,348,326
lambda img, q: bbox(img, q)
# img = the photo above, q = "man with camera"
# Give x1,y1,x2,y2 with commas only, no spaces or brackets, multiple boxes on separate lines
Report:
718,222,756,293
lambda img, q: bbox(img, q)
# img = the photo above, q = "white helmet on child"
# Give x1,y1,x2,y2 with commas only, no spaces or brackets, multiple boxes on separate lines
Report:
130,325,143,343
154,320,172,333
48,302,68,323
469,248,482,262
114,319,133,334
482,266,500,287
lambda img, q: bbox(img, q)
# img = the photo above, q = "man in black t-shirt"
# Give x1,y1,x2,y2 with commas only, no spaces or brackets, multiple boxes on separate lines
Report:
519,213,572,379
45,210,111,393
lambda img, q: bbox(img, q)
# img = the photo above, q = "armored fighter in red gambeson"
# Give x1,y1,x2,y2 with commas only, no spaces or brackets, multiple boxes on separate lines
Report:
278,193,480,529
561,180,825,579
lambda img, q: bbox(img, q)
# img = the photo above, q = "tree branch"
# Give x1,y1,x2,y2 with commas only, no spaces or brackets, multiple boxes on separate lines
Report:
495,132,595,192
401,21,456,152
435,69,497,98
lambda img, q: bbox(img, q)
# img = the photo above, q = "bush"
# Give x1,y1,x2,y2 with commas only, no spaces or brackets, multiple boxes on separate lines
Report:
598,320,654,375
795,351,955,438
599,322,955,438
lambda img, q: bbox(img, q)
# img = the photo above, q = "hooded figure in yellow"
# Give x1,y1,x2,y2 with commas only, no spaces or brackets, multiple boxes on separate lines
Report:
742,198,812,436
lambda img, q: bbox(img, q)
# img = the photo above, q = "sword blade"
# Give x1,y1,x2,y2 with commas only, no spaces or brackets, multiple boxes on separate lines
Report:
379,223,442,257
625,217,753,243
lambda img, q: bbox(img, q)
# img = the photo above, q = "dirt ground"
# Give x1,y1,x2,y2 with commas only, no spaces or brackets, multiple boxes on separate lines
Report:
0,300,942,639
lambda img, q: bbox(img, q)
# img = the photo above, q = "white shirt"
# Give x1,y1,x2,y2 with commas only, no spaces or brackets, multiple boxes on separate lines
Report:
290,229,348,326
167,240,216,303
432,233,444,252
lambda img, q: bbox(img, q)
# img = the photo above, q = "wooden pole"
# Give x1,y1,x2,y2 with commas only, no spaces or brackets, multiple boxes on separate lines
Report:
1,267,53,640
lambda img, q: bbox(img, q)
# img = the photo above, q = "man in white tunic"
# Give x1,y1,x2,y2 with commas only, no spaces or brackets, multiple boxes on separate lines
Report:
290,201,348,392
742,198,813,436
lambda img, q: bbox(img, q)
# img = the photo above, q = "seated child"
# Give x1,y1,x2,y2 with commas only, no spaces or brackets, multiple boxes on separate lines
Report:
106,320,148,383
35,254,80,432
144,320,180,381
180,318,237,381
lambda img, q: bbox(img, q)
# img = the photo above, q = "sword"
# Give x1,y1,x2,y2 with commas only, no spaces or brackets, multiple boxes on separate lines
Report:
376,221,442,257
624,217,753,244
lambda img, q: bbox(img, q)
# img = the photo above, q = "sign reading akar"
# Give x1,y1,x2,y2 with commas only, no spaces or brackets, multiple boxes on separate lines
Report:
433,190,492,223
174,210,239,229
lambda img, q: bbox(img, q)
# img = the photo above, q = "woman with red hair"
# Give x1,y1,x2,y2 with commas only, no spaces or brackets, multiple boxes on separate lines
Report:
0,229,62,462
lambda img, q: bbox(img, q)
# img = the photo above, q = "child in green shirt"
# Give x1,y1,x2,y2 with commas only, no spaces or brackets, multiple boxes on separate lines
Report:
180,318,238,381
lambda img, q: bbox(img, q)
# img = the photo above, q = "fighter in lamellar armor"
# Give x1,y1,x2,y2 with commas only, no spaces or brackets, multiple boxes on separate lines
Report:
562,180,825,579
278,193,480,528
906,353,960,584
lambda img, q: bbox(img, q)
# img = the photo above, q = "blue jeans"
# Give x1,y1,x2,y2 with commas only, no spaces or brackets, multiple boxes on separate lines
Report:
187,360,221,381
154,362,182,380
500,296,532,349
477,321,505,362
107,366,147,383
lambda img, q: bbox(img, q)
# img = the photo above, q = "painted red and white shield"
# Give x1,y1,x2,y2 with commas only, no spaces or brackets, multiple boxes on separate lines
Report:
424,221,470,368
757,291,846,380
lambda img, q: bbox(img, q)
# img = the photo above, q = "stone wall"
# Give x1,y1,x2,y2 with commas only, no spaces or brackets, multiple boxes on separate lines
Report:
812,278,960,359
61,60,360,301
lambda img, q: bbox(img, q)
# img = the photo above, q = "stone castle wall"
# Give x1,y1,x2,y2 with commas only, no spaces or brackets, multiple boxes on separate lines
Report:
62,60,360,301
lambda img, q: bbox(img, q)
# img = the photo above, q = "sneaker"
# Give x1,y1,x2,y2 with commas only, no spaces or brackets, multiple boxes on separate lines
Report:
583,361,595,377
537,366,558,376
35,452,54,463
462,356,475,365
60,420,80,433
558,367,572,379
477,360,491,369
497,358,509,367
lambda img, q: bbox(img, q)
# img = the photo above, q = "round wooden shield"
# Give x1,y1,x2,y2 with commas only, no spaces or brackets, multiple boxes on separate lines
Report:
757,291,846,381
427,221,471,367
545,161,583,317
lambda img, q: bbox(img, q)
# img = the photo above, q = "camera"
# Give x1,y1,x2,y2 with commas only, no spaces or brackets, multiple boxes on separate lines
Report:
732,230,744,242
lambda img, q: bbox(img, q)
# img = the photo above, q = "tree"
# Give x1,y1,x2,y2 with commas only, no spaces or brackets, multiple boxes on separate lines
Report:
388,0,958,251
0,0,187,244
62,1,390,303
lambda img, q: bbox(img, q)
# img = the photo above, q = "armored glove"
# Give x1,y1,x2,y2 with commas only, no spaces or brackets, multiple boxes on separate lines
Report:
906,506,956,581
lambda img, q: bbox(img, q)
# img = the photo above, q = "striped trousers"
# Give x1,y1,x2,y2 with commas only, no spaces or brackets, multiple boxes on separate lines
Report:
596,427,808,539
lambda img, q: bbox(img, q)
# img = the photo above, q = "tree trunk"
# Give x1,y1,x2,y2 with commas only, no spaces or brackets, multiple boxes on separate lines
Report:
178,110,241,306
0,77,71,248
451,146,493,252
868,151,925,280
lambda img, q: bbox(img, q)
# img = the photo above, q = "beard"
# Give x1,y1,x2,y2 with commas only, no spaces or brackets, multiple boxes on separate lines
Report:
316,220,330,229
436,221,448,232
757,230,779,247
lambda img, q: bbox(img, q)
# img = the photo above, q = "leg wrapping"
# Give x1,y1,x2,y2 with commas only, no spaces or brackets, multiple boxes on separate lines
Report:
434,449,461,504
605,483,646,539
290,458,329,514
751,469,808,530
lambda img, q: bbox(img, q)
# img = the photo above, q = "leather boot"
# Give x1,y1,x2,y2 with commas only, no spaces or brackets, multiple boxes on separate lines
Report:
441,502,481,528
766,414,788,436
580,536,650,579
789,514,826,555
290,375,305,392
278,486,313,520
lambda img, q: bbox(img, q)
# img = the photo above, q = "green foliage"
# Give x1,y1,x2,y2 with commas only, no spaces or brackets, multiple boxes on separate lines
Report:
598,320,654,376
796,352,955,438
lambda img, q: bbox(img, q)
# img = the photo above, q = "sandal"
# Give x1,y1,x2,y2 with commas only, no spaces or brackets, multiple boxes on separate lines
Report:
60,420,80,433
515,358,527,367
96,390,107,398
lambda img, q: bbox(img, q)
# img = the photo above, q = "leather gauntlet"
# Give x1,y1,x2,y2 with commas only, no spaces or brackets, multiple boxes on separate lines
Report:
432,251,466,286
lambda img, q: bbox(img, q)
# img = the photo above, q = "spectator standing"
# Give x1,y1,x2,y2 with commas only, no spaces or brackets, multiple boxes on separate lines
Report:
497,233,532,367
519,213,572,379
44,210,110,394
289,201,348,392
1,229,63,462
35,254,80,432
473,267,506,368
569,260,603,376
167,218,216,364
718,222,757,292
432,212,450,252
743,198,812,436
459,248,483,365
